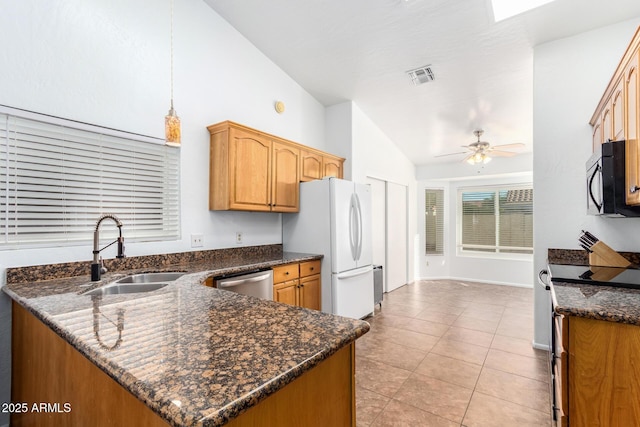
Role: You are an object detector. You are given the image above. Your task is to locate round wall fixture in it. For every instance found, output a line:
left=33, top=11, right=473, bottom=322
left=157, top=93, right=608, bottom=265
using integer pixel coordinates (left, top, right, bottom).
left=274, top=101, right=285, bottom=114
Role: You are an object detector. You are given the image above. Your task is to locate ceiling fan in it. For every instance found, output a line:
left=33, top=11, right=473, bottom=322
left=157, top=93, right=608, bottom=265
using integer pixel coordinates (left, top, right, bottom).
left=435, top=130, right=525, bottom=165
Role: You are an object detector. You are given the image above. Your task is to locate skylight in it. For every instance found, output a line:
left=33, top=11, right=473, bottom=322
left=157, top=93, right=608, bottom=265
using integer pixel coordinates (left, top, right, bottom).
left=491, top=0, right=556, bottom=22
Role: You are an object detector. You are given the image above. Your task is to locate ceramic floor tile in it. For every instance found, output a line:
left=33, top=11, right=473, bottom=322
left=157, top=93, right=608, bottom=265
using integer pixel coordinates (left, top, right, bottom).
left=392, top=317, right=451, bottom=337
left=460, top=308, right=504, bottom=322
left=452, top=315, right=499, bottom=334
left=356, top=339, right=427, bottom=371
left=496, top=316, right=535, bottom=340
left=431, top=338, right=490, bottom=366
left=491, top=334, right=548, bottom=360
left=355, top=356, right=412, bottom=398
left=484, top=349, right=549, bottom=383
left=414, top=309, right=460, bottom=325
left=374, top=325, right=441, bottom=352
left=370, top=399, right=459, bottom=427
left=356, top=386, right=391, bottom=426
left=414, top=352, right=482, bottom=389
left=442, top=326, right=494, bottom=348
left=463, top=392, right=552, bottom=427
left=377, top=302, right=426, bottom=318
left=394, top=372, right=474, bottom=424
left=475, top=367, right=551, bottom=413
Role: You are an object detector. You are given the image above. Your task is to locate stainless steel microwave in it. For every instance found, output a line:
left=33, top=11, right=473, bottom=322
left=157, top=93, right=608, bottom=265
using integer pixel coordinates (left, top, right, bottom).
left=586, top=140, right=640, bottom=217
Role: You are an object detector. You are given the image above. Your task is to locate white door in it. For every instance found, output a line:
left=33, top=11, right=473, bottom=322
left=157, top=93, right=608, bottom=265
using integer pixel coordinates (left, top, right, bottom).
left=386, top=182, right=407, bottom=292
left=355, top=182, right=372, bottom=268
left=330, top=178, right=357, bottom=273
left=331, top=266, right=374, bottom=319
left=367, top=178, right=386, bottom=292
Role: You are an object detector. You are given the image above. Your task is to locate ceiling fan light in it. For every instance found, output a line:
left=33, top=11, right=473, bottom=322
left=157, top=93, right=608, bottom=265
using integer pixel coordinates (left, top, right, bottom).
left=466, top=157, right=477, bottom=165
left=483, top=155, right=492, bottom=164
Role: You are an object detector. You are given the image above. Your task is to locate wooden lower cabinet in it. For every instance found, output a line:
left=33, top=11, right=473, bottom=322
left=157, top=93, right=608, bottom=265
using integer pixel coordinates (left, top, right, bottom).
left=273, top=260, right=321, bottom=311
left=12, top=300, right=355, bottom=427
left=557, top=315, right=640, bottom=426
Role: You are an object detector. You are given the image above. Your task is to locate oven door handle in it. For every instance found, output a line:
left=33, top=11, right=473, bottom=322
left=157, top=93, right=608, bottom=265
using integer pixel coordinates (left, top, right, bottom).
left=588, top=163, right=602, bottom=212
left=538, top=269, right=550, bottom=291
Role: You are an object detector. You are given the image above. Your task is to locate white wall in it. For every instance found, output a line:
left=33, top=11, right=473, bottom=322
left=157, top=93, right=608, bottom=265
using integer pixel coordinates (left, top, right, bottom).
left=533, top=18, right=640, bottom=348
left=0, top=1, right=328, bottom=423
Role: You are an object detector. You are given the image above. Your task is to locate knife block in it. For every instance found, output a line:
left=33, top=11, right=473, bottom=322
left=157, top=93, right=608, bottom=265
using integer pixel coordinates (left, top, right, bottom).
left=588, top=241, right=632, bottom=268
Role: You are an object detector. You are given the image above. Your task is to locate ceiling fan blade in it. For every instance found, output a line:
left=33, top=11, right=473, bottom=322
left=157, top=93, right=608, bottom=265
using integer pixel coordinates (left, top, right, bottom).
left=434, top=151, right=469, bottom=158
left=489, top=150, right=518, bottom=157
left=490, top=143, right=525, bottom=150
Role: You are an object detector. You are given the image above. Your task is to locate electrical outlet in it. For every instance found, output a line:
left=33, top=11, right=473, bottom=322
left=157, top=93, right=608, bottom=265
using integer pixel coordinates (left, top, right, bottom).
left=236, top=232, right=243, bottom=244
left=191, top=234, right=203, bottom=248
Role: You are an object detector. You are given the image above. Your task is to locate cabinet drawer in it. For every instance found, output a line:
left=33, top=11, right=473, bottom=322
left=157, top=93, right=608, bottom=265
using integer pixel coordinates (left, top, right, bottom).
left=300, top=260, right=321, bottom=277
left=273, top=263, right=299, bottom=283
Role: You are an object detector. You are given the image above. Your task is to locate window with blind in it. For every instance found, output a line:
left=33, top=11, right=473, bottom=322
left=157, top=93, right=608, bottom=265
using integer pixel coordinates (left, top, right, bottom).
left=425, top=188, right=444, bottom=255
left=0, top=106, right=180, bottom=249
left=458, top=185, right=533, bottom=255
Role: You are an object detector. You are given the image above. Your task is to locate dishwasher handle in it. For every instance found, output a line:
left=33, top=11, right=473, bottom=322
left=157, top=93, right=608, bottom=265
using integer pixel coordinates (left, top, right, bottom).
left=217, top=273, right=272, bottom=288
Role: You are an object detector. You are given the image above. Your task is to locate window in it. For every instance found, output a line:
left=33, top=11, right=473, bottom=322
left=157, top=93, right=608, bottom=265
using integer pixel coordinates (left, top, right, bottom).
left=0, top=106, right=180, bottom=249
left=458, top=185, right=533, bottom=255
left=425, top=188, right=444, bottom=255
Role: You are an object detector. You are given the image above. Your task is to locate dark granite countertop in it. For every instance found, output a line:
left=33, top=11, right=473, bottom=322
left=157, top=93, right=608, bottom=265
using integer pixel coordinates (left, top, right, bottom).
left=551, top=281, right=640, bottom=326
left=3, top=247, right=370, bottom=427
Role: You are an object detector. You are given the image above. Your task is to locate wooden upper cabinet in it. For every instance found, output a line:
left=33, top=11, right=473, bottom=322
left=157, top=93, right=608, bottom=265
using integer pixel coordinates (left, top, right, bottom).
left=591, top=26, right=640, bottom=205
left=208, top=121, right=300, bottom=212
left=300, top=149, right=323, bottom=182
left=271, top=141, right=300, bottom=212
left=301, top=150, right=345, bottom=182
left=322, top=155, right=344, bottom=179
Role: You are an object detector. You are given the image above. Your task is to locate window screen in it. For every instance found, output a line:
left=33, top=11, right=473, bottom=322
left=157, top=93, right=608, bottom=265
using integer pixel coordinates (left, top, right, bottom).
left=425, top=188, right=444, bottom=255
left=459, top=185, right=533, bottom=255
left=0, top=107, right=180, bottom=249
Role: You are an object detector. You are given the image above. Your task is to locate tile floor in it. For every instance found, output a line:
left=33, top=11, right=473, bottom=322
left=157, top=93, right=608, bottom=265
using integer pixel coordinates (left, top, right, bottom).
left=356, top=279, right=552, bottom=427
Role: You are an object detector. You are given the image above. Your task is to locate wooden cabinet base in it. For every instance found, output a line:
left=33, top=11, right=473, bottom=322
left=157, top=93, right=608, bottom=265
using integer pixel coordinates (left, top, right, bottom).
left=11, top=302, right=169, bottom=427
left=11, top=301, right=355, bottom=426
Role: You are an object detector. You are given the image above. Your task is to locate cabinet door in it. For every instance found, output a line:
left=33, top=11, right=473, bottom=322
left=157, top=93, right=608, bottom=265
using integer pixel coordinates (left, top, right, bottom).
left=592, top=118, right=602, bottom=152
left=612, top=79, right=625, bottom=141
left=626, top=53, right=640, bottom=205
left=299, top=274, right=321, bottom=311
left=602, top=105, right=612, bottom=144
left=300, top=150, right=323, bottom=182
left=323, top=156, right=343, bottom=179
left=274, top=280, right=298, bottom=306
left=229, top=128, right=272, bottom=211
left=271, top=141, right=300, bottom=212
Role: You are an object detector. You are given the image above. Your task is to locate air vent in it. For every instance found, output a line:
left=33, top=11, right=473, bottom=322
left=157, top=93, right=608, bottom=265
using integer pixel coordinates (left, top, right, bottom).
left=406, top=65, right=435, bottom=85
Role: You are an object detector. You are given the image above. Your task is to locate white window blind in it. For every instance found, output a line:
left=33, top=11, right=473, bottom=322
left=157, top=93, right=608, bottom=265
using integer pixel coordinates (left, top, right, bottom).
left=0, top=107, right=180, bottom=249
left=458, top=185, right=533, bottom=255
left=425, top=188, right=444, bottom=255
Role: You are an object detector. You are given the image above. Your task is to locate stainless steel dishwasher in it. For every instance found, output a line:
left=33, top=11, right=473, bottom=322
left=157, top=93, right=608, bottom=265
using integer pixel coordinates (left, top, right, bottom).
left=213, top=269, right=273, bottom=300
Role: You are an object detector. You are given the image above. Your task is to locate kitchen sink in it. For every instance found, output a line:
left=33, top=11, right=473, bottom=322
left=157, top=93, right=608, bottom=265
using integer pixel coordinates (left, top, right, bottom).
left=83, top=272, right=185, bottom=296
left=84, top=282, right=169, bottom=296
left=114, top=272, right=185, bottom=284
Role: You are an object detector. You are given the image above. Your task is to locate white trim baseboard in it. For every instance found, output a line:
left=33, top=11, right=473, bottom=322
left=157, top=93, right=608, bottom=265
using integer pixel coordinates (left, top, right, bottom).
left=414, top=275, right=533, bottom=289
left=532, top=340, right=550, bottom=352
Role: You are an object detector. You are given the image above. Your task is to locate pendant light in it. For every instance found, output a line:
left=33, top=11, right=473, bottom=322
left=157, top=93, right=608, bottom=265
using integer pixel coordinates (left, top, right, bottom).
left=165, top=0, right=181, bottom=147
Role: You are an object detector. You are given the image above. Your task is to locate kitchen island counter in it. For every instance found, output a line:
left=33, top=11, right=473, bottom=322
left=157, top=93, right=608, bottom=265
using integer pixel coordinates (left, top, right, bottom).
left=4, top=247, right=369, bottom=426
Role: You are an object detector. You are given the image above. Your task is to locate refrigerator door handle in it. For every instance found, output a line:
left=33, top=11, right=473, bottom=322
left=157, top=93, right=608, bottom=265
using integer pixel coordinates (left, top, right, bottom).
left=355, top=192, right=363, bottom=261
left=349, top=194, right=357, bottom=261
left=336, top=265, right=373, bottom=279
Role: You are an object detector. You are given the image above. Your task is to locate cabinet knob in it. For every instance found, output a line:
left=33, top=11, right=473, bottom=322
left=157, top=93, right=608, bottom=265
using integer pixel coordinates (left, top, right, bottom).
left=285, top=271, right=289, bottom=275
left=631, top=185, right=639, bottom=194
left=310, top=267, right=314, bottom=271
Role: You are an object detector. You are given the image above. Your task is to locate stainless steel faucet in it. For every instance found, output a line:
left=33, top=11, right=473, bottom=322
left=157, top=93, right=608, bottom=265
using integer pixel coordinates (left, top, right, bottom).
left=91, top=214, right=125, bottom=281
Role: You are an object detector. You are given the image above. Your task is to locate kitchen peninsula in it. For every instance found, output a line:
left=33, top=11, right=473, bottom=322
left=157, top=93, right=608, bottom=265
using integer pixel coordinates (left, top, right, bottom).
left=4, top=245, right=369, bottom=427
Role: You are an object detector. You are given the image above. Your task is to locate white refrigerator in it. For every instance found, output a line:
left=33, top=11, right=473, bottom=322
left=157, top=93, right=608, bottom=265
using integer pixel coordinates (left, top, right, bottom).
left=283, top=178, right=374, bottom=319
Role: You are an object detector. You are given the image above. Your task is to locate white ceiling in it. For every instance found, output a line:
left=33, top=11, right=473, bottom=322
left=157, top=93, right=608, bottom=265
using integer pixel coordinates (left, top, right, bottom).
left=203, top=0, right=640, bottom=166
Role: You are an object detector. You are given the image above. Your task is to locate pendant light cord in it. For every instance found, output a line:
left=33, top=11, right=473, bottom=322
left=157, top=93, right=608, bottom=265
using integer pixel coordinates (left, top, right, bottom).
left=170, top=0, right=174, bottom=107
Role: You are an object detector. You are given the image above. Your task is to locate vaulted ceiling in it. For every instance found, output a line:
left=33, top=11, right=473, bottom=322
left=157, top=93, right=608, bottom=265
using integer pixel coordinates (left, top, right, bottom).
left=204, top=0, right=640, bottom=165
